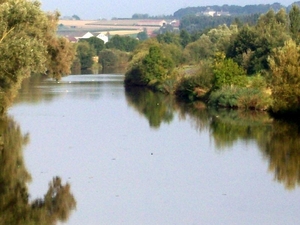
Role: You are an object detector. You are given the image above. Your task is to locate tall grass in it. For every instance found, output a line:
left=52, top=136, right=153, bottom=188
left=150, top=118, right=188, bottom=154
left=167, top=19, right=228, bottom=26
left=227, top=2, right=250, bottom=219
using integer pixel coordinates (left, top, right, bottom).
left=208, top=86, right=272, bottom=110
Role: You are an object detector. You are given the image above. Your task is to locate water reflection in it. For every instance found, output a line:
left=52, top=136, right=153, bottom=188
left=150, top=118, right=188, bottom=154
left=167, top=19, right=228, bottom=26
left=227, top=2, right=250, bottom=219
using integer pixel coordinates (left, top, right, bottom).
left=13, top=74, right=300, bottom=195
left=125, top=86, right=174, bottom=128
left=0, top=116, right=76, bottom=224
left=15, top=74, right=124, bottom=104
left=127, top=89, right=300, bottom=190
left=260, top=121, right=300, bottom=190
left=177, top=103, right=300, bottom=189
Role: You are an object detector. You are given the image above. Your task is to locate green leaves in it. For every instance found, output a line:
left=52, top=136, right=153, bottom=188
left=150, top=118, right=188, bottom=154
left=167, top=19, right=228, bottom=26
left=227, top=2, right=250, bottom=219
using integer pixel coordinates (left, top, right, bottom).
left=269, top=39, right=300, bottom=113
left=142, top=46, right=174, bottom=82
left=212, top=56, right=247, bottom=90
left=0, top=0, right=75, bottom=113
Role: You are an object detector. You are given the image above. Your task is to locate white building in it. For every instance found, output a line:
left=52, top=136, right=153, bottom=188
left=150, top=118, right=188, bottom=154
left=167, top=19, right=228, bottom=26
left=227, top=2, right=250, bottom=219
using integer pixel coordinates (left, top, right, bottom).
left=96, top=33, right=109, bottom=43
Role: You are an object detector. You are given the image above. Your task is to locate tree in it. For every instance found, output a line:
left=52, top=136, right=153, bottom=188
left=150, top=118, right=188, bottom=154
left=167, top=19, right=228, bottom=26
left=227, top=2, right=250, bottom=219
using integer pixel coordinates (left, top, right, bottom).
left=183, top=34, right=214, bottom=63
left=0, top=0, right=75, bottom=113
left=75, top=42, right=95, bottom=70
left=156, top=32, right=180, bottom=45
left=227, top=9, right=290, bottom=74
left=137, top=31, right=148, bottom=41
left=268, top=39, right=300, bottom=113
left=105, top=35, right=139, bottom=52
left=72, top=14, right=80, bottom=20
left=289, top=5, right=300, bottom=40
left=98, top=49, right=119, bottom=68
left=212, top=53, right=247, bottom=90
left=141, top=45, right=174, bottom=82
left=0, top=0, right=48, bottom=112
left=227, top=25, right=258, bottom=73
left=80, top=36, right=105, bottom=55
left=46, top=36, right=75, bottom=80
left=124, top=40, right=176, bottom=87
left=179, top=29, right=191, bottom=48
left=207, top=24, right=238, bottom=52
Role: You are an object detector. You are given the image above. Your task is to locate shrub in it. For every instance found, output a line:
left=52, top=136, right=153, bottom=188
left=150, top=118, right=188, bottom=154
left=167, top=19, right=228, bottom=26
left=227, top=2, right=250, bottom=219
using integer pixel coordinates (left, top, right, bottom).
left=175, top=61, right=213, bottom=100
left=209, top=86, right=271, bottom=110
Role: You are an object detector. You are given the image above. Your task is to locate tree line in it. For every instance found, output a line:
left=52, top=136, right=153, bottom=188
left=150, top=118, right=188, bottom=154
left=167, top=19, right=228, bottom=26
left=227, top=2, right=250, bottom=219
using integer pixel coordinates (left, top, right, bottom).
left=173, top=3, right=288, bottom=18
left=73, top=32, right=147, bottom=73
left=125, top=5, right=300, bottom=117
left=2, top=0, right=300, bottom=117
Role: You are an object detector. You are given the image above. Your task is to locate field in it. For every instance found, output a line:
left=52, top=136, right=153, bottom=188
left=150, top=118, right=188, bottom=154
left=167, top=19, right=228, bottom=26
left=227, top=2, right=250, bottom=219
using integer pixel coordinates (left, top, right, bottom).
left=58, top=19, right=165, bottom=36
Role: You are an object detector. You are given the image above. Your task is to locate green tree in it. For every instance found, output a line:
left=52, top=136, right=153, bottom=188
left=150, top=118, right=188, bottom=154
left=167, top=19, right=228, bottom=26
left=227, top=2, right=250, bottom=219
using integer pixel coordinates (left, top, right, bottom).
left=141, top=45, right=174, bottom=82
left=228, top=9, right=290, bottom=74
left=0, top=0, right=47, bottom=113
left=80, top=36, right=105, bottom=55
left=212, top=53, right=247, bottom=90
left=179, top=29, right=191, bottom=48
left=105, top=35, right=138, bottom=52
left=0, top=0, right=75, bottom=113
left=137, top=31, right=148, bottom=41
left=46, top=36, right=75, bottom=80
left=268, top=39, right=300, bottom=113
left=98, top=49, right=119, bottom=68
left=289, top=5, right=300, bottom=41
left=157, top=32, right=180, bottom=45
left=125, top=39, right=177, bottom=89
left=75, top=42, right=95, bottom=70
left=183, top=34, right=214, bottom=64
left=72, top=14, right=80, bottom=20
left=207, top=24, right=238, bottom=53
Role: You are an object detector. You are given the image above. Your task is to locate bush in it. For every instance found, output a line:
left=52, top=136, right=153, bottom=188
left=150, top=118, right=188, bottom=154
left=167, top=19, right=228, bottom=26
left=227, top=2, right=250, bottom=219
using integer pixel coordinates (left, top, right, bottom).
left=175, top=61, right=213, bottom=100
left=212, top=56, right=248, bottom=90
left=209, top=86, right=271, bottom=110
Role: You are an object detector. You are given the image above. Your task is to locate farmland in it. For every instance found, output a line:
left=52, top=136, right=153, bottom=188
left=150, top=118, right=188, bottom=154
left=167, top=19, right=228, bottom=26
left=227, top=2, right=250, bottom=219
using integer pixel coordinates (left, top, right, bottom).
left=58, top=19, right=170, bottom=36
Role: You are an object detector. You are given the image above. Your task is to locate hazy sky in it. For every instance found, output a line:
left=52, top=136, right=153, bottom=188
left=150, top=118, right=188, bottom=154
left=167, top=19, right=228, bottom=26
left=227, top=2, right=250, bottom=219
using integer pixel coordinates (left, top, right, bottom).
left=40, top=0, right=296, bottom=19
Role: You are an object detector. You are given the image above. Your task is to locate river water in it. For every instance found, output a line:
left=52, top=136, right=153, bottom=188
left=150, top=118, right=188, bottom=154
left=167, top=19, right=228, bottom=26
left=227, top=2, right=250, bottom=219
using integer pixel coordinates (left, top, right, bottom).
left=7, top=74, right=300, bottom=225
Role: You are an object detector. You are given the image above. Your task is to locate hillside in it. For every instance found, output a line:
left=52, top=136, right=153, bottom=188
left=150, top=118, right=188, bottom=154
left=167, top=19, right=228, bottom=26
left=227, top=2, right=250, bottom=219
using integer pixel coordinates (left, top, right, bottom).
left=173, top=2, right=300, bottom=18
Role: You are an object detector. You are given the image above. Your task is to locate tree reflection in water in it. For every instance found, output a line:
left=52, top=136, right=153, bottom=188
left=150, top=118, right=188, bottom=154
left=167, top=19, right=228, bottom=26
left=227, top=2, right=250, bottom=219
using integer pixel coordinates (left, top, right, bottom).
left=261, top=121, right=300, bottom=190
left=128, top=90, right=300, bottom=190
left=125, top=86, right=174, bottom=128
left=0, top=116, right=76, bottom=224
left=178, top=105, right=300, bottom=190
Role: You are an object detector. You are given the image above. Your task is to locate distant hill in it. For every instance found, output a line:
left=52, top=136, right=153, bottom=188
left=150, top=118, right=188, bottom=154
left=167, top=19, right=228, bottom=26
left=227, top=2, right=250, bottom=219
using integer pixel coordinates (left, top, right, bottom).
left=173, top=2, right=298, bottom=18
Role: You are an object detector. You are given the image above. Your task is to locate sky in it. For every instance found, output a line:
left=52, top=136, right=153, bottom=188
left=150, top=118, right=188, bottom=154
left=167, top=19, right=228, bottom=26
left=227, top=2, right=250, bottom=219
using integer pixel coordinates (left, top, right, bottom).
left=40, top=0, right=296, bottom=20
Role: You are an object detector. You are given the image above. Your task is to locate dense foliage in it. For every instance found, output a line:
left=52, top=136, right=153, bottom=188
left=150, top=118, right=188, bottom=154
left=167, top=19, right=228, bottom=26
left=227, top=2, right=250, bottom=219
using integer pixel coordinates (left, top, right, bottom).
left=105, top=34, right=139, bottom=52
left=174, top=3, right=285, bottom=18
left=125, top=4, right=300, bottom=116
left=0, top=0, right=75, bottom=114
left=179, top=14, right=259, bottom=33
left=73, top=34, right=139, bottom=73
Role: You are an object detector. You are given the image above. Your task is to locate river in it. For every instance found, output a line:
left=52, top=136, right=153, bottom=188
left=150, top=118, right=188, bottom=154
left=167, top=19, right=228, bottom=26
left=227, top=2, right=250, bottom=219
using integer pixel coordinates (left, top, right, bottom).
left=7, top=74, right=300, bottom=225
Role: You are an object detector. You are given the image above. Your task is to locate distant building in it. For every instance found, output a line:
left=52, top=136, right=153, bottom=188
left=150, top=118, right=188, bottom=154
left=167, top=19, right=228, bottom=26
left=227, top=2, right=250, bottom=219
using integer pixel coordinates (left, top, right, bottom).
left=57, top=31, right=108, bottom=43
left=203, top=8, right=216, bottom=16
left=95, top=33, right=109, bottom=43
left=170, top=20, right=180, bottom=27
left=199, top=7, right=230, bottom=17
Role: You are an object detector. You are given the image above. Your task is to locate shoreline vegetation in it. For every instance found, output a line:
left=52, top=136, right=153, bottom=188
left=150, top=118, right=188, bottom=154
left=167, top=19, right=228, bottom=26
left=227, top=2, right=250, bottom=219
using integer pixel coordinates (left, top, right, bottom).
left=0, top=0, right=75, bottom=115
left=124, top=5, right=300, bottom=119
left=0, top=1, right=77, bottom=223
left=1, top=1, right=300, bottom=121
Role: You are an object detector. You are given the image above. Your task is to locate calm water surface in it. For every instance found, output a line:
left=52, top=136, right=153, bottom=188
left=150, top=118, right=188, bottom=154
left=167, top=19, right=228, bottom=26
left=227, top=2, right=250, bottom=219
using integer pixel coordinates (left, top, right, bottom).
left=8, top=74, right=300, bottom=225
